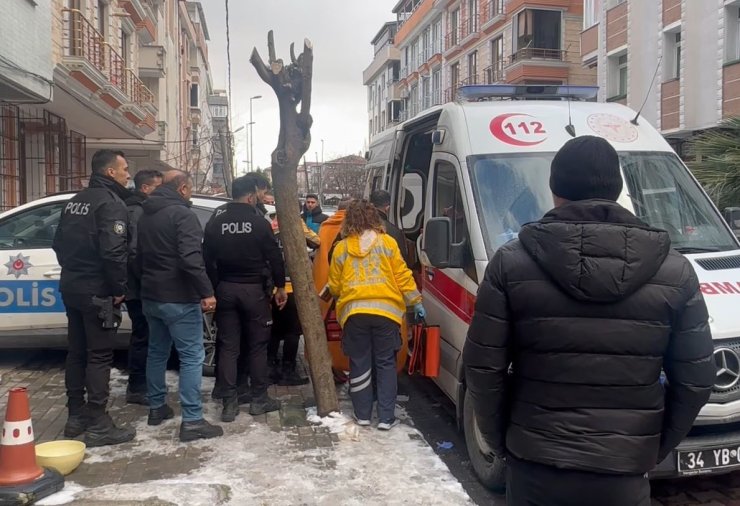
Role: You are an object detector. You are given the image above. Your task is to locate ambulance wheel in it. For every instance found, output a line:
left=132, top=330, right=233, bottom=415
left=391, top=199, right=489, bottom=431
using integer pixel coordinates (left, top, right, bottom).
left=463, top=388, right=506, bottom=492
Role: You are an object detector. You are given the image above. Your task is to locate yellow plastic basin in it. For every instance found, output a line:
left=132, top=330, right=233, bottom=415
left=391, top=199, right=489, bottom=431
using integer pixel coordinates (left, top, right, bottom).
left=35, top=440, right=86, bottom=475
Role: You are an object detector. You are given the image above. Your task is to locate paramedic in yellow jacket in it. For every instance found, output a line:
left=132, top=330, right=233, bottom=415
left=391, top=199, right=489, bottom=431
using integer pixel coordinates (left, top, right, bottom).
left=328, top=199, right=425, bottom=430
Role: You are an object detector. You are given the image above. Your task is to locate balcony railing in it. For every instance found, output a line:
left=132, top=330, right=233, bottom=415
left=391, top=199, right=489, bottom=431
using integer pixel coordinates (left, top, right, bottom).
left=63, top=8, right=155, bottom=108
left=509, top=47, right=567, bottom=64
left=461, top=15, right=480, bottom=39
left=483, top=63, right=505, bottom=83
left=481, top=0, right=505, bottom=23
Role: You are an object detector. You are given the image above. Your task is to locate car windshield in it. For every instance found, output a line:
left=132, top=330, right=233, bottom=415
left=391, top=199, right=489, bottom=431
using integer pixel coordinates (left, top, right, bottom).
left=469, top=151, right=738, bottom=259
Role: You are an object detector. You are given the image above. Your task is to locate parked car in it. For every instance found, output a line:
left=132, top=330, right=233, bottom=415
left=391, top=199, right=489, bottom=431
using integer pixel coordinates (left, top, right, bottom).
left=0, top=192, right=274, bottom=375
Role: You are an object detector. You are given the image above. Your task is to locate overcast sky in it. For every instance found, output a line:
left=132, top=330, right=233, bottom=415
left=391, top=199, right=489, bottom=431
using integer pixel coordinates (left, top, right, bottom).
left=200, top=1, right=397, bottom=172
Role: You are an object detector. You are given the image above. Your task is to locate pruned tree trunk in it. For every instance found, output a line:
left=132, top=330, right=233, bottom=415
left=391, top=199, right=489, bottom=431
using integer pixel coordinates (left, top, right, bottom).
left=251, top=31, right=339, bottom=416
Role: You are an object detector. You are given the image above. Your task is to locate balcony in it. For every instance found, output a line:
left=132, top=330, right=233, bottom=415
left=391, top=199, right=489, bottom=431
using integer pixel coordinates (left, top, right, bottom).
left=445, top=15, right=481, bottom=56
left=481, top=0, right=505, bottom=29
left=119, top=0, right=156, bottom=44
left=483, top=63, right=505, bottom=84
left=661, top=79, right=680, bottom=131
left=362, top=44, right=401, bottom=85
left=139, top=45, right=166, bottom=79
left=61, top=9, right=156, bottom=113
left=581, top=24, right=599, bottom=63
left=509, top=47, right=567, bottom=65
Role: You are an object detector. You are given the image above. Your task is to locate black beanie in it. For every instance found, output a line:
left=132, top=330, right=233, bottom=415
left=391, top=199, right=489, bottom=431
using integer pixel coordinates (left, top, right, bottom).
left=549, top=135, right=623, bottom=202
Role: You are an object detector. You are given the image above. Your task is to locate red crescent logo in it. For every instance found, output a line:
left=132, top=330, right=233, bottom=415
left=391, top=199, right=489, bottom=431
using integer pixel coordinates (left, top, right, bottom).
left=489, top=113, right=547, bottom=147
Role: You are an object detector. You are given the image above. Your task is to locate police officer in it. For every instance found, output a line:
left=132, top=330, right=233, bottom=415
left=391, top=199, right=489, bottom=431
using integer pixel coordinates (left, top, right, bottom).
left=52, top=149, right=136, bottom=447
left=203, top=175, right=288, bottom=422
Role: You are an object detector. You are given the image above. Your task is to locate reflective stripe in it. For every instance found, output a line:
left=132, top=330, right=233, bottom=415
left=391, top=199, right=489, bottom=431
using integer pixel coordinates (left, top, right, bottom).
left=350, top=369, right=371, bottom=385
left=333, top=249, right=348, bottom=270
left=403, top=290, right=421, bottom=305
left=338, top=300, right=405, bottom=324
left=350, top=377, right=372, bottom=393
left=1, top=419, right=34, bottom=445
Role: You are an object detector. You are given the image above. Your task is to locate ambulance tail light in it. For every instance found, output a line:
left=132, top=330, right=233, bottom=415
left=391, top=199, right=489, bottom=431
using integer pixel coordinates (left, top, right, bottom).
left=457, top=85, right=599, bottom=102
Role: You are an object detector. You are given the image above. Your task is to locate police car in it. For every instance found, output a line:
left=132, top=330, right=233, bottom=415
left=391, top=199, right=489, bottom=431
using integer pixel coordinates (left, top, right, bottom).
left=0, top=192, right=274, bottom=352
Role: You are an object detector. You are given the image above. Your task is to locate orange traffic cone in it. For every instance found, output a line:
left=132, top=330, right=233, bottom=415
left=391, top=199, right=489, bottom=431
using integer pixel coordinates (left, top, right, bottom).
left=0, top=387, right=64, bottom=504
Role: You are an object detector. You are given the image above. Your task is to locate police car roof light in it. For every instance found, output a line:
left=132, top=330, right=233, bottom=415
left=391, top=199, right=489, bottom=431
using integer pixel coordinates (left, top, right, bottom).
left=457, top=85, right=599, bottom=102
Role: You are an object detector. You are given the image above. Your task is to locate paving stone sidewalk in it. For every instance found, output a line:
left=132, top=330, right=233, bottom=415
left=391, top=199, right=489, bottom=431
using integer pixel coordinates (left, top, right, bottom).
left=0, top=350, right=471, bottom=505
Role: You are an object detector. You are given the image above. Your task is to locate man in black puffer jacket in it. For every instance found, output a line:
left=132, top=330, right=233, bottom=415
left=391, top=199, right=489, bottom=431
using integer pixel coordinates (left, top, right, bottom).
left=463, top=136, right=715, bottom=506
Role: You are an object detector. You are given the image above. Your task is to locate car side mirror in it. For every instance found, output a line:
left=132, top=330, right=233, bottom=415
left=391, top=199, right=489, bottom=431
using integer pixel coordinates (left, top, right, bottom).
left=423, top=217, right=464, bottom=269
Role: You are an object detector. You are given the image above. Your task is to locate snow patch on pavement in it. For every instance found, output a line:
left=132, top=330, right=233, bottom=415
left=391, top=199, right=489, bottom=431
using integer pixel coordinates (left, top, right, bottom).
left=37, top=371, right=472, bottom=505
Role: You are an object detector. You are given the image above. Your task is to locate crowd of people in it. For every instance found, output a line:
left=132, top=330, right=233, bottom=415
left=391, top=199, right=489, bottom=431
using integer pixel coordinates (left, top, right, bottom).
left=51, top=149, right=423, bottom=446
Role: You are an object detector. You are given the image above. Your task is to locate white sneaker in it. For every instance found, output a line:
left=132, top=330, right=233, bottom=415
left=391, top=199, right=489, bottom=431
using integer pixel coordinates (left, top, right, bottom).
left=377, top=419, right=400, bottom=431
left=353, top=415, right=371, bottom=427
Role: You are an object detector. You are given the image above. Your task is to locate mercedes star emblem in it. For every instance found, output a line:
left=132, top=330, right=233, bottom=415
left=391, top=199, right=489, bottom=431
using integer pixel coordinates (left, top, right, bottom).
left=714, top=347, right=740, bottom=391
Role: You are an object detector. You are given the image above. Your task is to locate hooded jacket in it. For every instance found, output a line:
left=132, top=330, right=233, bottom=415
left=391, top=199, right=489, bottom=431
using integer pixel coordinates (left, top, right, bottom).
left=463, top=200, right=715, bottom=475
left=52, top=173, right=130, bottom=297
left=301, top=205, right=328, bottom=234
left=125, top=191, right=147, bottom=300
left=328, top=230, right=420, bottom=326
left=137, top=185, right=213, bottom=304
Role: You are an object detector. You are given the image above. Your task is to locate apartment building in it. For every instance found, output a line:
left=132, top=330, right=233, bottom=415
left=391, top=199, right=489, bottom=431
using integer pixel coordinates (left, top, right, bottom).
left=363, top=22, right=402, bottom=140
left=581, top=0, right=740, bottom=154
left=207, top=89, right=231, bottom=192
left=0, top=0, right=218, bottom=210
left=365, top=0, right=595, bottom=141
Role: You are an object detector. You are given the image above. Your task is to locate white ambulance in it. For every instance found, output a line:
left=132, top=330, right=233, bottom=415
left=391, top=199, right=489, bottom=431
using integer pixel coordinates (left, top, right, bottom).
left=366, top=85, right=740, bottom=489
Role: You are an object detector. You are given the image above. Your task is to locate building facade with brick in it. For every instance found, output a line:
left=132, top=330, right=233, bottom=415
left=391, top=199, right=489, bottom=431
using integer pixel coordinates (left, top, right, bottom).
left=0, top=0, right=218, bottom=210
left=364, top=0, right=596, bottom=141
left=581, top=0, right=740, bottom=154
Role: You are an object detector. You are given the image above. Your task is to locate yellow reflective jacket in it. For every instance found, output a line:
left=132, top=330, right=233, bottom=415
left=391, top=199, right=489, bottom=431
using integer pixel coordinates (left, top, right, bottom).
left=328, top=230, right=421, bottom=327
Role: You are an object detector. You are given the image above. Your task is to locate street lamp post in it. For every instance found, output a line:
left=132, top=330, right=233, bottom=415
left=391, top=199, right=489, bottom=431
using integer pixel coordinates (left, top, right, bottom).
left=249, top=95, right=262, bottom=171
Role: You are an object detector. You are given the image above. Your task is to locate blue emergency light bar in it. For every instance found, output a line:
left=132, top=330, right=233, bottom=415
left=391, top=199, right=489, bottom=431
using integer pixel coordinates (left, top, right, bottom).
left=458, top=85, right=599, bottom=102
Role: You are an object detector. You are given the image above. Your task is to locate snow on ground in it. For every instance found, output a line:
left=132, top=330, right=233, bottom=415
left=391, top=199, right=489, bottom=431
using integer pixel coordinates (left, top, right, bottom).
left=38, top=370, right=472, bottom=505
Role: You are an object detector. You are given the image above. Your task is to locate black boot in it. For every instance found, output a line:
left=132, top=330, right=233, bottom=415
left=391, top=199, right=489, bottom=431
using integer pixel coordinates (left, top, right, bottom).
left=63, top=404, right=89, bottom=438
left=148, top=404, right=175, bottom=426
left=84, top=412, right=136, bottom=447
left=268, top=358, right=282, bottom=385
left=179, top=419, right=224, bottom=442
left=249, top=392, right=281, bottom=415
left=221, top=396, right=239, bottom=423
left=278, top=362, right=309, bottom=386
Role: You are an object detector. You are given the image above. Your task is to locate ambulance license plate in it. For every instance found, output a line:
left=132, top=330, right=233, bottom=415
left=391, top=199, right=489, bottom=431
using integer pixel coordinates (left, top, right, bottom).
left=677, top=446, right=740, bottom=475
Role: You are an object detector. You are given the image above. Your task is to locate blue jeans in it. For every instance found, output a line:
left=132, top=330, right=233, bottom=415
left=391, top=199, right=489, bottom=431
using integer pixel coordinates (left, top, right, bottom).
left=143, top=300, right=205, bottom=422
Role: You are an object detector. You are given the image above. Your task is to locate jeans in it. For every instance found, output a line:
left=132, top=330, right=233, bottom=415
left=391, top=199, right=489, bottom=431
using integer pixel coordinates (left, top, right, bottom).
left=143, top=300, right=205, bottom=422
left=342, top=314, right=401, bottom=422
left=62, top=292, right=116, bottom=414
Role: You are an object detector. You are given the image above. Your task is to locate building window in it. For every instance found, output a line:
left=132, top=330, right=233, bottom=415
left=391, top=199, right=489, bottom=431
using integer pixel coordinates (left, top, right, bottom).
left=467, top=0, right=479, bottom=34
left=432, top=19, right=442, bottom=54
left=514, top=9, right=562, bottom=60
left=422, top=27, right=431, bottom=61
left=664, top=30, right=681, bottom=81
left=488, top=36, right=503, bottom=82
left=726, top=6, right=740, bottom=63
left=190, top=84, right=199, bottom=107
left=411, top=38, right=419, bottom=70
left=450, top=8, right=460, bottom=47
left=97, top=0, right=107, bottom=37
left=432, top=69, right=442, bottom=105
left=422, top=76, right=431, bottom=109
left=192, top=126, right=198, bottom=147
left=450, top=62, right=460, bottom=100
left=583, top=0, right=601, bottom=29
left=467, top=51, right=478, bottom=84
left=608, top=53, right=627, bottom=99
left=121, top=30, right=130, bottom=66
left=211, top=105, right=227, bottom=118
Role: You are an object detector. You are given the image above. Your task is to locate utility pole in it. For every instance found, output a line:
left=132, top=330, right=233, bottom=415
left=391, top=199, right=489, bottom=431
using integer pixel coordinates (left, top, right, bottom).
left=218, top=128, right=234, bottom=196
